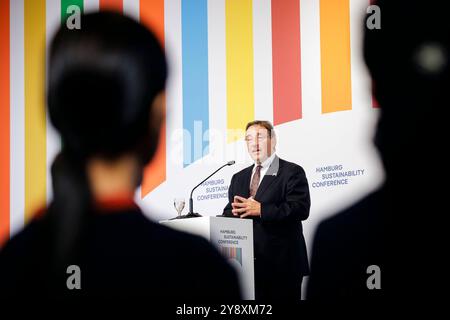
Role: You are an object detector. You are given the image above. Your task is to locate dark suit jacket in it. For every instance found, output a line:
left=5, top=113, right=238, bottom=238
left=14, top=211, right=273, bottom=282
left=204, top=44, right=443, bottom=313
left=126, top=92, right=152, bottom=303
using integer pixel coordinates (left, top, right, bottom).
left=0, top=206, right=241, bottom=301
left=223, top=156, right=311, bottom=299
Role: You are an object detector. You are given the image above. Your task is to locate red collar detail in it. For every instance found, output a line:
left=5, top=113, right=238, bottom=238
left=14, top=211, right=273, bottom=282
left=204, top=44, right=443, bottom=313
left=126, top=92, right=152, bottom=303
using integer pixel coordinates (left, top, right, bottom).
left=94, top=193, right=137, bottom=213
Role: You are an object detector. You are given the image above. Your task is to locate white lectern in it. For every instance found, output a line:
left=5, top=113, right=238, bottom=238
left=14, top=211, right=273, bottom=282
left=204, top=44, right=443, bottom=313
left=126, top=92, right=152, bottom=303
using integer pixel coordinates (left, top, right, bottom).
left=161, top=216, right=254, bottom=300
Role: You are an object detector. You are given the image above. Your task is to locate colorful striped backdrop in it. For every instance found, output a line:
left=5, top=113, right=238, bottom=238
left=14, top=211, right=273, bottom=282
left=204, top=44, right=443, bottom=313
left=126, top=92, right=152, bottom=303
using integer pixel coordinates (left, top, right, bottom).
left=0, top=0, right=379, bottom=246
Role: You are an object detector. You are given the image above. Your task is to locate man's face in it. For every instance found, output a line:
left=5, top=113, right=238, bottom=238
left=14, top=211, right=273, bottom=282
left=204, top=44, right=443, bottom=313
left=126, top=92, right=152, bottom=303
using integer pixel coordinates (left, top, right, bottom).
left=245, top=125, right=276, bottom=164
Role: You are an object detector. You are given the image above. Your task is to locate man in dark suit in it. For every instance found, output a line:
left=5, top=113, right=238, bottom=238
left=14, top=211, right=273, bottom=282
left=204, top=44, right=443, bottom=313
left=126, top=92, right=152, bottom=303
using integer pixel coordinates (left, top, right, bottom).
left=223, top=120, right=311, bottom=300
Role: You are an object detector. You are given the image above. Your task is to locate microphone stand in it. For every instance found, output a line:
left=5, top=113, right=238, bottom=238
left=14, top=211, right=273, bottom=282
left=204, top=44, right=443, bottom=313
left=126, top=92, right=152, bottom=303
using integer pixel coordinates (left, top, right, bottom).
left=183, top=161, right=235, bottom=219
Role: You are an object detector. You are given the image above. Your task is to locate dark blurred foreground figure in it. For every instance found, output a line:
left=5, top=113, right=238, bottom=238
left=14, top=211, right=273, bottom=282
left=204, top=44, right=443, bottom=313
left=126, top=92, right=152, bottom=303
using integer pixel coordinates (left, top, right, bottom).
left=0, top=12, right=240, bottom=300
left=307, top=0, right=448, bottom=302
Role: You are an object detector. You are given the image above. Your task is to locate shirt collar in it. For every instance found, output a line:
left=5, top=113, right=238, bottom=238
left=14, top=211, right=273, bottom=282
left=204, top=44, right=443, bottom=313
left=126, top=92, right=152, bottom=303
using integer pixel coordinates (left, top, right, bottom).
left=255, top=152, right=276, bottom=169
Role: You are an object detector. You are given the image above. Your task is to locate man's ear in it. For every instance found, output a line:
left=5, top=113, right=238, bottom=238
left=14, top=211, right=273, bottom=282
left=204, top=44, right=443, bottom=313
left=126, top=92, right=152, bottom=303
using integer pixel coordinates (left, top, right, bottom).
left=150, top=91, right=166, bottom=130
left=137, top=91, right=166, bottom=167
left=270, top=134, right=277, bottom=152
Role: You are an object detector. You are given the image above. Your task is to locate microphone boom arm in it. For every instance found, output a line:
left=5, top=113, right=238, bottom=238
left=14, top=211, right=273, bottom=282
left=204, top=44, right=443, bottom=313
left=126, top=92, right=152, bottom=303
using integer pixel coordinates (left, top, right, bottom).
left=187, top=161, right=235, bottom=218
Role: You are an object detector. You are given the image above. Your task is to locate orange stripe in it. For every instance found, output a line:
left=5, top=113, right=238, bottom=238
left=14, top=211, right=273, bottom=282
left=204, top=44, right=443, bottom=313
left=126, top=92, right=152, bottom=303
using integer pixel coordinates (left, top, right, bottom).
left=99, top=0, right=123, bottom=12
left=0, top=0, right=10, bottom=246
left=320, top=0, right=352, bottom=113
left=140, top=0, right=166, bottom=198
left=139, top=0, right=165, bottom=46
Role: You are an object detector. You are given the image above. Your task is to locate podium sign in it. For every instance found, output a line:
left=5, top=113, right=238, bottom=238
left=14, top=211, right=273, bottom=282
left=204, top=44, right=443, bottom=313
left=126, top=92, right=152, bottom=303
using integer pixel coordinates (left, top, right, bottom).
left=161, top=216, right=255, bottom=299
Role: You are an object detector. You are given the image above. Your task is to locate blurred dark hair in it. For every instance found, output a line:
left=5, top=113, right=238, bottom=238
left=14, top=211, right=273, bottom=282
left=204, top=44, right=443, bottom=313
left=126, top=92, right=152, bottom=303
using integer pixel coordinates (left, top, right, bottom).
left=46, top=11, right=167, bottom=280
left=49, top=12, right=167, bottom=161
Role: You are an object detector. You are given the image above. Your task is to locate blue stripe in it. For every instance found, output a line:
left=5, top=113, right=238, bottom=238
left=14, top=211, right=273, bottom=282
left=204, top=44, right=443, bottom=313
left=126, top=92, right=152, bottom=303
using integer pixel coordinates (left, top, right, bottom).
left=182, top=0, right=209, bottom=166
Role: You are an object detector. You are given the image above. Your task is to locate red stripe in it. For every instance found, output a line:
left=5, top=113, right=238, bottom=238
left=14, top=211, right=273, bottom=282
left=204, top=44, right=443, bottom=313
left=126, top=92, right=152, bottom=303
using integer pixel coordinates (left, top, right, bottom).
left=369, top=0, right=379, bottom=108
left=271, top=0, right=302, bottom=125
left=0, top=0, right=10, bottom=246
left=99, top=0, right=123, bottom=12
left=372, top=81, right=379, bottom=108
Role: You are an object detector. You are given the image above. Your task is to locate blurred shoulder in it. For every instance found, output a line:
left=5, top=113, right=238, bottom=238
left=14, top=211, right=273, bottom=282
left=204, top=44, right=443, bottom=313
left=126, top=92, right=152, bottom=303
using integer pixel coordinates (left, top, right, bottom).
left=314, top=189, right=384, bottom=249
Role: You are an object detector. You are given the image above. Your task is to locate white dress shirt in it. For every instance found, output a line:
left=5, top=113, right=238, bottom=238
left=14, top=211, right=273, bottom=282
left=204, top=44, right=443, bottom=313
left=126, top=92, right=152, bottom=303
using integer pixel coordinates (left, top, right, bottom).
left=249, top=152, right=277, bottom=190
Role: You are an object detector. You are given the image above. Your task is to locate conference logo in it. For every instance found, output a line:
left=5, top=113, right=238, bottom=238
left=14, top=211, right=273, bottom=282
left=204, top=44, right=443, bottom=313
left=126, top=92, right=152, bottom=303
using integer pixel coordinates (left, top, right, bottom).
left=219, top=246, right=243, bottom=267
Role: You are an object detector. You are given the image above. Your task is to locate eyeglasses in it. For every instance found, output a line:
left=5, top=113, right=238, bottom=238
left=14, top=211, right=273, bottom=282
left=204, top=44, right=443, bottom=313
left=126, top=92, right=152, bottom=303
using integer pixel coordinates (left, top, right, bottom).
left=245, top=135, right=269, bottom=143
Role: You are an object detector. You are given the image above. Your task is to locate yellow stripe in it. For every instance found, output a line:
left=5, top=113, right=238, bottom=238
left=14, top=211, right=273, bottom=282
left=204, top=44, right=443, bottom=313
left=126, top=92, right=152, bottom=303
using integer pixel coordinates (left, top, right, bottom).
left=320, top=0, right=352, bottom=113
left=226, top=0, right=254, bottom=142
left=24, top=0, right=46, bottom=221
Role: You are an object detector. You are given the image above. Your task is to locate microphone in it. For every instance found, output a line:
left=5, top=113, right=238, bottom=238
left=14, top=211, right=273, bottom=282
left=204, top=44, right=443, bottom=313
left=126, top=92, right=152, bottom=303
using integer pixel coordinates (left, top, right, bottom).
left=184, top=160, right=235, bottom=218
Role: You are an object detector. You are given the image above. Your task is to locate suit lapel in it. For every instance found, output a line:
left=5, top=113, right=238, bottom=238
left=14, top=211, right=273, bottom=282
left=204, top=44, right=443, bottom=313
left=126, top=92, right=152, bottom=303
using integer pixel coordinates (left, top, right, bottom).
left=255, top=156, right=281, bottom=200
left=239, top=165, right=253, bottom=198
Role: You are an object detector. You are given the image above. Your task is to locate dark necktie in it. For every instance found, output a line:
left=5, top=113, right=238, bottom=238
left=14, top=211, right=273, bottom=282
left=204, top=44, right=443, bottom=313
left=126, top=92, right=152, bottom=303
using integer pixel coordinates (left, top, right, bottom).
left=250, top=165, right=262, bottom=198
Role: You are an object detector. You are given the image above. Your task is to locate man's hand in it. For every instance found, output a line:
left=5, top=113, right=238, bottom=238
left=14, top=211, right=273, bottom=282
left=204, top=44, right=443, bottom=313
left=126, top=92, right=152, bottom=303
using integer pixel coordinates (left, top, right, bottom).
left=232, top=195, right=261, bottom=218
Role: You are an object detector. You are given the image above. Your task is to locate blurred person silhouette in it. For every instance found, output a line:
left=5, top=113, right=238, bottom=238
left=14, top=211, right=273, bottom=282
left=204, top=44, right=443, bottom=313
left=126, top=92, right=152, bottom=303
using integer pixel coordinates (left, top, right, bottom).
left=0, top=12, right=240, bottom=300
left=307, top=0, right=448, bottom=301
